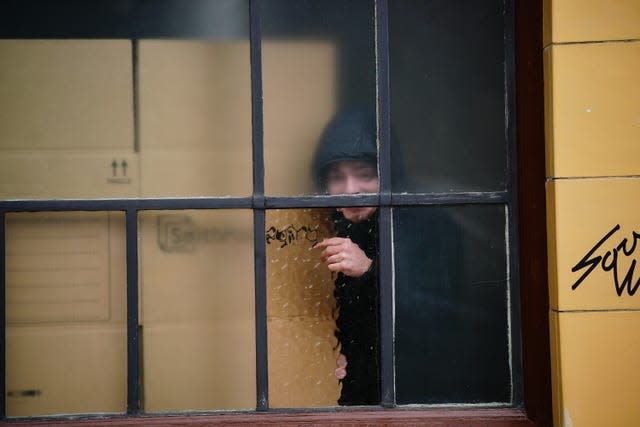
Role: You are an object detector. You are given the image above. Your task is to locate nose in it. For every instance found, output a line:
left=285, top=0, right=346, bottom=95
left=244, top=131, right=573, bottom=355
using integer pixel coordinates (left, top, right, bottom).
left=344, top=175, right=360, bottom=194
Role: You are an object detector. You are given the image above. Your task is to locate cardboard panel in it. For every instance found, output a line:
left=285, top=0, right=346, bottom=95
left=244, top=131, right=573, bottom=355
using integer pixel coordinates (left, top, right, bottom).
left=266, top=209, right=334, bottom=318
left=547, top=179, right=640, bottom=310
left=0, top=39, right=136, bottom=199
left=266, top=208, right=340, bottom=407
left=143, top=321, right=256, bottom=412
left=550, top=310, right=640, bottom=427
left=263, top=41, right=337, bottom=195
left=6, top=212, right=113, bottom=323
left=0, top=151, right=139, bottom=199
left=139, top=210, right=254, bottom=323
left=544, top=0, right=640, bottom=45
left=0, top=40, right=133, bottom=151
left=545, top=42, right=640, bottom=178
left=138, top=39, right=336, bottom=197
left=6, top=326, right=127, bottom=417
left=0, top=39, right=336, bottom=199
left=139, top=149, right=247, bottom=197
left=2, top=37, right=339, bottom=413
left=138, top=40, right=252, bottom=197
left=6, top=212, right=127, bottom=416
left=139, top=210, right=255, bottom=411
left=267, top=317, right=340, bottom=408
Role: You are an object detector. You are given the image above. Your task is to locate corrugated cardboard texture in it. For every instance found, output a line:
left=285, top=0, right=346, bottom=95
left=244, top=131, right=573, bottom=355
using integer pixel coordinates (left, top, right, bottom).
left=0, top=39, right=336, bottom=198
left=139, top=210, right=256, bottom=411
left=138, top=40, right=252, bottom=197
left=263, top=42, right=337, bottom=196
left=0, top=40, right=137, bottom=199
left=266, top=209, right=340, bottom=407
left=0, top=40, right=133, bottom=151
left=6, top=212, right=127, bottom=416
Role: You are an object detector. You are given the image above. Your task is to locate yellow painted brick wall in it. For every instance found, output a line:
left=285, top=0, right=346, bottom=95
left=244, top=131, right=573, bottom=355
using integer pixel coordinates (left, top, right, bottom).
left=544, top=1, right=640, bottom=426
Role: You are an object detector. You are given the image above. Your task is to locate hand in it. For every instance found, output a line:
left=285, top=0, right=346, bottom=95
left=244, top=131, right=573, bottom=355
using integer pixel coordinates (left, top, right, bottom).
left=335, top=353, right=347, bottom=380
left=315, top=237, right=372, bottom=278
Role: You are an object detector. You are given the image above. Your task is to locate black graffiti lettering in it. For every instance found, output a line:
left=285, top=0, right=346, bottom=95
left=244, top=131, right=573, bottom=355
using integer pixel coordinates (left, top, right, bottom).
left=601, top=248, right=617, bottom=272
left=620, top=231, right=640, bottom=256
left=571, top=224, right=620, bottom=290
left=265, top=224, right=322, bottom=248
left=306, top=228, right=319, bottom=243
left=572, top=224, right=640, bottom=296
left=613, top=259, right=640, bottom=297
left=283, top=228, right=296, bottom=246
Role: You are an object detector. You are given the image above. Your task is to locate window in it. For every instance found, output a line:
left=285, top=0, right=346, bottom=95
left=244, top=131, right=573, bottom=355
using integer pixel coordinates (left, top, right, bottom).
left=1, top=0, right=550, bottom=425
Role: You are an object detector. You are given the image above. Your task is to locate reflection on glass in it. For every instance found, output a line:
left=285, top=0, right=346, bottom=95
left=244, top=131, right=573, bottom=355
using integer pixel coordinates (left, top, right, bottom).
left=393, top=206, right=510, bottom=404
left=267, top=206, right=380, bottom=408
left=139, top=210, right=255, bottom=412
left=5, top=212, right=127, bottom=416
left=262, top=0, right=376, bottom=195
left=389, top=0, right=507, bottom=192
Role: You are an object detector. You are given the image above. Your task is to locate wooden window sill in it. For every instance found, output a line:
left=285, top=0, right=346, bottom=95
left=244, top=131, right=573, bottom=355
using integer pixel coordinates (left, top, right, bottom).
left=4, top=408, right=535, bottom=426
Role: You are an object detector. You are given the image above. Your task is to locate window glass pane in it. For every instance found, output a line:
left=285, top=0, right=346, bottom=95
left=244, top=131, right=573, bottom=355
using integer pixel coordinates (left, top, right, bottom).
left=0, top=0, right=251, bottom=199
left=389, top=0, right=507, bottom=193
left=266, top=207, right=379, bottom=407
left=139, top=210, right=255, bottom=412
left=266, top=208, right=337, bottom=407
left=262, top=0, right=376, bottom=195
left=0, top=39, right=136, bottom=199
left=1, top=0, right=249, bottom=39
left=394, top=206, right=510, bottom=404
left=5, top=211, right=127, bottom=417
left=138, top=37, right=252, bottom=197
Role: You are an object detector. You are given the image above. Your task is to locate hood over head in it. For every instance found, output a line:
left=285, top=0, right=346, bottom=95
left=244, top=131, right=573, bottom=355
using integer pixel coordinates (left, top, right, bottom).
left=312, top=107, right=377, bottom=190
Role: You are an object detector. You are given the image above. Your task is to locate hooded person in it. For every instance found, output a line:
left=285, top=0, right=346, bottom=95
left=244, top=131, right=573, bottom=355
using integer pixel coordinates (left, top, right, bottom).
left=312, top=108, right=381, bottom=406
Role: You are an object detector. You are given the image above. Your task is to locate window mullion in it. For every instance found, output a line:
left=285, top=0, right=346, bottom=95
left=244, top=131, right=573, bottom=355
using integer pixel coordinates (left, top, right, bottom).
left=253, top=210, right=268, bottom=410
left=391, top=192, right=508, bottom=206
left=503, top=0, right=524, bottom=406
left=250, top=0, right=268, bottom=411
left=126, top=208, right=140, bottom=415
left=375, top=0, right=394, bottom=407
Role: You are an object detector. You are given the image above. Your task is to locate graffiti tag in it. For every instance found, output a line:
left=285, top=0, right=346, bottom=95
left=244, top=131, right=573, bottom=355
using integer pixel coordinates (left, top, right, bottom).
left=572, top=224, right=640, bottom=296
left=265, top=225, right=322, bottom=248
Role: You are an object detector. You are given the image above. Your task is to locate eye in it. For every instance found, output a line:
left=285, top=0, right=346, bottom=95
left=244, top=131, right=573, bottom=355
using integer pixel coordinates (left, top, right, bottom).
left=327, top=170, right=345, bottom=183
left=357, top=169, right=377, bottom=181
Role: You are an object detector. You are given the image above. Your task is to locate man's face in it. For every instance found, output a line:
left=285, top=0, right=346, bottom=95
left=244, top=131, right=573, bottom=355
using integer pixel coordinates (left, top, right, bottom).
left=326, top=160, right=378, bottom=223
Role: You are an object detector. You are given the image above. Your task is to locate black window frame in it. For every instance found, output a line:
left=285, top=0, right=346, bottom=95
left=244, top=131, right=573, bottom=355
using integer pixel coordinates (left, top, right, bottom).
left=0, top=0, right=552, bottom=424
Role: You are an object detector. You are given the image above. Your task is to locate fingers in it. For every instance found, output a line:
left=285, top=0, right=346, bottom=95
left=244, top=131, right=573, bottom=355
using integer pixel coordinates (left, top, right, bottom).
left=324, top=251, right=345, bottom=264
left=318, top=239, right=349, bottom=262
left=316, top=237, right=371, bottom=277
left=325, top=252, right=349, bottom=273
left=327, top=261, right=344, bottom=273
left=336, top=353, right=347, bottom=368
left=335, top=354, right=347, bottom=379
left=314, top=237, right=348, bottom=250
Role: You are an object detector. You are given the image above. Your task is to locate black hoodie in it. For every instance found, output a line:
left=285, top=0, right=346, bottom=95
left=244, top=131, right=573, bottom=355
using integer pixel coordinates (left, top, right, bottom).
left=332, top=211, right=380, bottom=405
left=313, top=108, right=381, bottom=405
